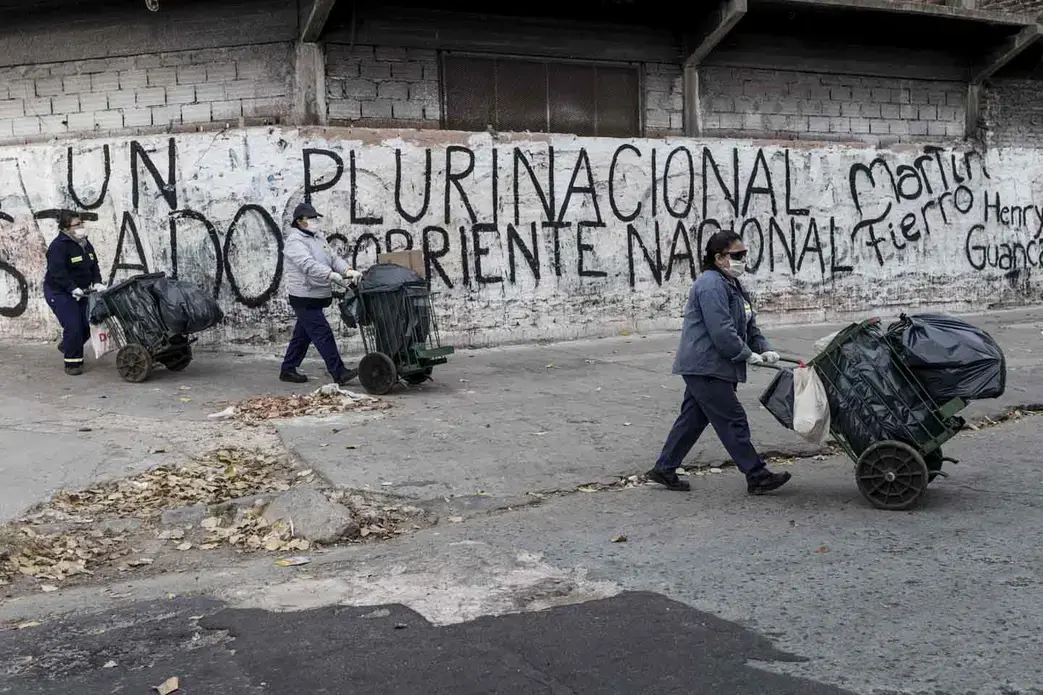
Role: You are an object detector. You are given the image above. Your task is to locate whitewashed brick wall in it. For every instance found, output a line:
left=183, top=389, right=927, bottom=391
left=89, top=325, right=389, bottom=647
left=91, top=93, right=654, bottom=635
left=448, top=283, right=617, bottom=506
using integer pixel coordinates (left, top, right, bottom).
left=0, top=44, right=293, bottom=144
left=699, top=66, right=966, bottom=144
left=325, top=44, right=440, bottom=127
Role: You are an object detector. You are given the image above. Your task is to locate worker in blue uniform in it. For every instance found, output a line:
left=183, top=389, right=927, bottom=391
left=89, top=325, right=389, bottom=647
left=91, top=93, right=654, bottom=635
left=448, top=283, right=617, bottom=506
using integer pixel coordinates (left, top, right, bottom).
left=43, top=211, right=107, bottom=375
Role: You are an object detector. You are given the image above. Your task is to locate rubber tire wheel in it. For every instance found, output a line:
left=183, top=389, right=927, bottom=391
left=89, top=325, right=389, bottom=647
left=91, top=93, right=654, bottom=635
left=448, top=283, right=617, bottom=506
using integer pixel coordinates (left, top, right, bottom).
left=403, top=368, right=433, bottom=386
left=855, top=440, right=930, bottom=511
left=358, top=352, right=398, bottom=395
left=116, top=344, right=153, bottom=383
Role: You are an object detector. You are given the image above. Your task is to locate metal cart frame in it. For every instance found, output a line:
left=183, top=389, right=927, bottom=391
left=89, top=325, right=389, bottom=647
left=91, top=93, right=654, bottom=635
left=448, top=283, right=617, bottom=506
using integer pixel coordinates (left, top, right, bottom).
left=90, top=272, right=195, bottom=383
left=780, top=318, right=967, bottom=511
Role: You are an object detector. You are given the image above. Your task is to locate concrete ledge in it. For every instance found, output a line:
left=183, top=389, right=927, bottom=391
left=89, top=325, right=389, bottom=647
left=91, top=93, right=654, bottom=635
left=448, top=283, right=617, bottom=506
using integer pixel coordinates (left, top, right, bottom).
left=770, top=0, right=1040, bottom=25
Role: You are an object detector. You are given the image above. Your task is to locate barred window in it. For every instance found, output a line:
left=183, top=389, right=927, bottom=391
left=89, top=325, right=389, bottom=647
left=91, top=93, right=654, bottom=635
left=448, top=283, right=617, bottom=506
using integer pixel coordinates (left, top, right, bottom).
left=442, top=54, right=641, bottom=137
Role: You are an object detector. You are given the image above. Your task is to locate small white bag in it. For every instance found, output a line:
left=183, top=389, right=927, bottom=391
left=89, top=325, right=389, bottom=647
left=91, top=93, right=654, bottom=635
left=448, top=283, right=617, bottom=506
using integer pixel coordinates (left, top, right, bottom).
left=792, top=366, right=831, bottom=445
left=90, top=320, right=116, bottom=359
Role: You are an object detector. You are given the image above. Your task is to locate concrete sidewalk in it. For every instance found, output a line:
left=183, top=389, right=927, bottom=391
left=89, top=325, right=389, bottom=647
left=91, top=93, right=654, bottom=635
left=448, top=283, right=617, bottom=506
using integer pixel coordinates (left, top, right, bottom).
left=1, top=307, right=1041, bottom=523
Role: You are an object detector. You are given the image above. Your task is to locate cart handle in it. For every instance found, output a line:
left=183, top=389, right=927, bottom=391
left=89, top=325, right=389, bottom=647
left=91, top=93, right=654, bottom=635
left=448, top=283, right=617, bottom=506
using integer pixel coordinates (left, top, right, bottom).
left=751, top=354, right=807, bottom=370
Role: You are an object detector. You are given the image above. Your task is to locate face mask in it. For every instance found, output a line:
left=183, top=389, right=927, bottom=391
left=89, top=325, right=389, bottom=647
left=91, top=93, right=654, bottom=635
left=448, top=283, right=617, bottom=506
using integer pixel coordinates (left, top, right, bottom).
left=724, top=259, right=746, bottom=278
left=69, top=227, right=87, bottom=240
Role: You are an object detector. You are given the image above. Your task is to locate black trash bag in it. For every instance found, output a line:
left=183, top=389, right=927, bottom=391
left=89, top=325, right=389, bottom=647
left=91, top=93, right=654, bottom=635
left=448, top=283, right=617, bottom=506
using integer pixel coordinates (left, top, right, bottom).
left=886, top=313, right=1005, bottom=402
left=148, top=277, right=224, bottom=335
left=759, top=368, right=795, bottom=431
left=815, top=325, right=950, bottom=458
left=355, top=263, right=430, bottom=360
left=338, top=289, right=366, bottom=329
left=98, top=272, right=168, bottom=347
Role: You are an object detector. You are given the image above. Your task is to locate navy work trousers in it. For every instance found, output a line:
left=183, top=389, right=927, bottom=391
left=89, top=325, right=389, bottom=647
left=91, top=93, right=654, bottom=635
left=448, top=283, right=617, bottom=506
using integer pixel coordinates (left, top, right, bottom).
left=280, top=299, right=346, bottom=378
left=45, top=286, right=89, bottom=365
left=654, top=374, right=767, bottom=479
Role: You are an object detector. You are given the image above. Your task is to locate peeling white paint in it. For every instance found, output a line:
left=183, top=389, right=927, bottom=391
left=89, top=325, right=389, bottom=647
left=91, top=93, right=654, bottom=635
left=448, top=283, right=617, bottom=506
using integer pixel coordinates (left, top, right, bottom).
left=0, top=127, right=1040, bottom=347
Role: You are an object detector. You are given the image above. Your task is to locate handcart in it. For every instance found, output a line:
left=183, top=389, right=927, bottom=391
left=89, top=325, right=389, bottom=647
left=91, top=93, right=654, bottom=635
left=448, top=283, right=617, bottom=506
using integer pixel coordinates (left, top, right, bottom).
left=89, top=272, right=198, bottom=383
left=763, top=318, right=972, bottom=511
left=338, top=263, right=455, bottom=395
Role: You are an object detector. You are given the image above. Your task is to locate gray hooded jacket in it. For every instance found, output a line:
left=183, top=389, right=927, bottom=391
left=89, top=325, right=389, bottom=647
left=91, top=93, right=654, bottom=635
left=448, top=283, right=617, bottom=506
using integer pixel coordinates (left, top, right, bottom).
left=282, top=226, right=350, bottom=299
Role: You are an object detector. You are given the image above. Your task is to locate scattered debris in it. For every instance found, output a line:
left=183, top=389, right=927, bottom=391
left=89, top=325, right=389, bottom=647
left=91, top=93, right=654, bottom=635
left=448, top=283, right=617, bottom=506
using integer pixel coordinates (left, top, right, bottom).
left=612, top=535, right=628, bottom=543
left=154, top=676, right=180, bottom=695
left=231, top=386, right=390, bottom=424
left=815, top=546, right=830, bottom=554
left=48, top=448, right=299, bottom=519
left=207, top=406, right=236, bottom=420
left=103, top=660, right=118, bottom=669
left=40, top=584, right=58, bottom=593
left=275, top=556, right=312, bottom=567
left=17, top=621, right=41, bottom=630
left=966, top=406, right=1042, bottom=430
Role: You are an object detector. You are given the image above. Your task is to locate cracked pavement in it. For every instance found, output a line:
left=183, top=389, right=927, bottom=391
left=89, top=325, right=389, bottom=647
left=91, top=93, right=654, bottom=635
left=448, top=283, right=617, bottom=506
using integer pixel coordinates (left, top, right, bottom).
left=1, top=307, right=1042, bottom=693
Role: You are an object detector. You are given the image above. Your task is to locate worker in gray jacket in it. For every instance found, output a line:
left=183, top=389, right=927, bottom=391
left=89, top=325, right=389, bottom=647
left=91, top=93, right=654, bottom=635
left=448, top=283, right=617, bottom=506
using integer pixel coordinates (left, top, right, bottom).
left=279, top=202, right=362, bottom=385
left=647, top=230, right=793, bottom=495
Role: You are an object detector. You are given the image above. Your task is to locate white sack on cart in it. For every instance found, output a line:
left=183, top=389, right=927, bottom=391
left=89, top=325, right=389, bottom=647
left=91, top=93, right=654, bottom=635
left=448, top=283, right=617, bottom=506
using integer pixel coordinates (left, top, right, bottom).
left=792, top=367, right=830, bottom=445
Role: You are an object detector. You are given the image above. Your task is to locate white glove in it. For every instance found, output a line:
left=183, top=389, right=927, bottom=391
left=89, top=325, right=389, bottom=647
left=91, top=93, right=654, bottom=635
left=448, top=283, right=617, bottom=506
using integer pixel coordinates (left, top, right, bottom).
left=762, top=351, right=780, bottom=365
left=343, top=269, right=363, bottom=284
left=91, top=283, right=107, bottom=293
left=746, top=352, right=764, bottom=365
left=71, top=288, right=85, bottom=300
left=329, top=271, right=350, bottom=288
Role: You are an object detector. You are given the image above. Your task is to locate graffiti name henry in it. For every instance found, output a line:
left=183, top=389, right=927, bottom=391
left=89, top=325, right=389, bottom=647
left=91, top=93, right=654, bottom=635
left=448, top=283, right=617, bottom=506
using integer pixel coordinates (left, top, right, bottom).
left=965, top=191, right=1043, bottom=273
left=303, top=143, right=854, bottom=290
left=849, top=146, right=989, bottom=265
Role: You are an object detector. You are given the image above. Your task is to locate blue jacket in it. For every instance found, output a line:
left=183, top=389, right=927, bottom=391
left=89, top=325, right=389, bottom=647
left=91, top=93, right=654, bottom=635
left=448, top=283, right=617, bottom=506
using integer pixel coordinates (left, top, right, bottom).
left=672, top=269, right=771, bottom=383
left=44, top=233, right=102, bottom=295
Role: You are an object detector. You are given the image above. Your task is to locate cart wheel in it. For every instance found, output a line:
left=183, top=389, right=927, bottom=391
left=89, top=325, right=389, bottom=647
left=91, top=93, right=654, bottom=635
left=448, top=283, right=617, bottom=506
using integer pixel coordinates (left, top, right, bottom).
left=116, top=344, right=153, bottom=383
left=856, top=441, right=930, bottom=511
left=358, top=352, right=397, bottom=395
left=403, top=368, right=433, bottom=385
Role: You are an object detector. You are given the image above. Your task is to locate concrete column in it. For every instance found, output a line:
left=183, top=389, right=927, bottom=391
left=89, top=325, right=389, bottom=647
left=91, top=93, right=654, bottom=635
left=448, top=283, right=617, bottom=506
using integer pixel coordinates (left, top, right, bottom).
left=683, top=65, right=701, bottom=137
left=291, top=42, right=327, bottom=126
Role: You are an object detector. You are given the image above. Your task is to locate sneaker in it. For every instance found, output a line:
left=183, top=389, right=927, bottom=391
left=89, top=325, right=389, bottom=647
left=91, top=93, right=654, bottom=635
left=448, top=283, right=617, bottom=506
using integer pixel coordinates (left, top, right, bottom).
left=646, top=468, right=691, bottom=492
left=279, top=369, right=308, bottom=384
left=747, top=471, right=792, bottom=495
left=335, top=368, right=359, bottom=386
left=65, top=364, right=83, bottom=376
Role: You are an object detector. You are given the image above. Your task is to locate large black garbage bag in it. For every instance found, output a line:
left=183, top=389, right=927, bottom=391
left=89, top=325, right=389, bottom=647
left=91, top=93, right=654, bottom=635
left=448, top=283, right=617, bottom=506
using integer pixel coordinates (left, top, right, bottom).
left=814, top=325, right=949, bottom=458
left=760, top=368, right=795, bottom=431
left=93, top=273, right=167, bottom=347
left=886, top=314, right=1005, bottom=402
left=148, top=277, right=224, bottom=335
left=355, top=263, right=430, bottom=359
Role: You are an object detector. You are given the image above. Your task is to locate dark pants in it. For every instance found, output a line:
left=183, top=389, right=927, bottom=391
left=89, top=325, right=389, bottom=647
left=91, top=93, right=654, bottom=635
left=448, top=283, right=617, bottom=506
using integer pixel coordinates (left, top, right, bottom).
left=280, top=297, right=346, bottom=378
left=655, top=374, right=767, bottom=479
left=44, top=286, right=89, bottom=366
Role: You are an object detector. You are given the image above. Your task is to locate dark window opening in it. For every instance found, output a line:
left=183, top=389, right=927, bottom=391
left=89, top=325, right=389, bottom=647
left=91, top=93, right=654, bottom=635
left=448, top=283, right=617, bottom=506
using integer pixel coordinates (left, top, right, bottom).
left=442, top=54, right=640, bottom=137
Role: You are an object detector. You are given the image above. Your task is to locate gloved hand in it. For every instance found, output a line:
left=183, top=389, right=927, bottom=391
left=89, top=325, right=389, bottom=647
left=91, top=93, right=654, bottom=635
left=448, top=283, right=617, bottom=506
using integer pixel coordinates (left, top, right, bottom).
left=343, top=269, right=363, bottom=284
left=72, top=288, right=85, bottom=301
left=746, top=352, right=764, bottom=365
left=91, top=283, right=107, bottom=293
left=762, top=351, right=780, bottom=365
left=329, top=271, right=350, bottom=288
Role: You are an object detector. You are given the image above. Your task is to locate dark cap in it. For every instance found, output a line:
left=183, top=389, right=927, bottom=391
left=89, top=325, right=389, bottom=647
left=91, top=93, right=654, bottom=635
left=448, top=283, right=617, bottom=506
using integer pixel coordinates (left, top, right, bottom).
left=292, top=202, right=322, bottom=220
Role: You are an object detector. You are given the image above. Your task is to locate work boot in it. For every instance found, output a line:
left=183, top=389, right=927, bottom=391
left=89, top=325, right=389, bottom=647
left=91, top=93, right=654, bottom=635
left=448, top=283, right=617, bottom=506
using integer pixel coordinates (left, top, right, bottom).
left=65, top=364, right=83, bottom=376
left=646, top=468, right=691, bottom=492
left=279, top=369, right=308, bottom=384
left=747, top=470, right=792, bottom=495
left=335, top=367, right=359, bottom=386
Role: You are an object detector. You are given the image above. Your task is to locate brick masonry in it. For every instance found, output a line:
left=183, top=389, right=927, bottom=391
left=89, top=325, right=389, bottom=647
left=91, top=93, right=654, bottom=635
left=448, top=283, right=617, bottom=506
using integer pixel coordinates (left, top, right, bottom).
left=325, top=44, right=441, bottom=128
left=644, top=63, right=684, bottom=137
left=0, top=44, right=293, bottom=144
left=698, top=66, right=966, bottom=144
left=983, top=79, right=1043, bottom=147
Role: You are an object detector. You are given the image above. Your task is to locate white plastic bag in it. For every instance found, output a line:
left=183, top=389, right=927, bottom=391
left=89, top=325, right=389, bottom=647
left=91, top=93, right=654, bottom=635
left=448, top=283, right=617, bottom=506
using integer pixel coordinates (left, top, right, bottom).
left=90, top=321, right=116, bottom=359
left=792, top=367, right=831, bottom=444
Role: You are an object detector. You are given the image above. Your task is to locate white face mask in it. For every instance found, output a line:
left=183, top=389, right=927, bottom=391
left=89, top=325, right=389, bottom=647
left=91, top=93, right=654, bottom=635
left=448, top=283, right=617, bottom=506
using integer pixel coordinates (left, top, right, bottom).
left=726, top=259, right=746, bottom=278
left=69, top=227, right=87, bottom=240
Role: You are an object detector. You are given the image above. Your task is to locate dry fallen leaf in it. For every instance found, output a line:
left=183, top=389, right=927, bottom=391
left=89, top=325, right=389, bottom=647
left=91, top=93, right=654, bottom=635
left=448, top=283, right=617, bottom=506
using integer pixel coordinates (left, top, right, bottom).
left=176, top=542, right=192, bottom=551
left=275, top=556, right=311, bottom=567
left=40, top=584, right=58, bottom=593
left=16, top=621, right=41, bottom=630
left=612, top=535, right=628, bottom=543
left=447, top=516, right=464, bottom=523
left=103, top=660, right=117, bottom=669
left=815, top=546, right=829, bottom=553
left=154, top=676, right=180, bottom=695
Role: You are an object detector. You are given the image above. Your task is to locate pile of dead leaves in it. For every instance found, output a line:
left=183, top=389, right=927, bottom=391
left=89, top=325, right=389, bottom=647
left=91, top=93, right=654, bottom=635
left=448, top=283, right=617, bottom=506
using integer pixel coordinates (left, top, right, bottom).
left=197, top=506, right=311, bottom=554
left=0, top=525, right=128, bottom=587
left=229, top=385, right=391, bottom=424
left=48, top=448, right=300, bottom=520
left=334, top=492, right=429, bottom=540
